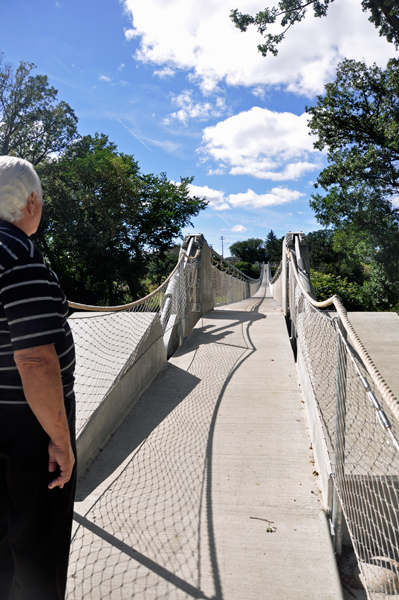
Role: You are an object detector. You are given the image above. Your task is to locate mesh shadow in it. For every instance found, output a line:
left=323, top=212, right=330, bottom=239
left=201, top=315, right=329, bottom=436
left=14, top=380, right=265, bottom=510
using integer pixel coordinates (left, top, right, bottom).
left=75, top=363, right=201, bottom=501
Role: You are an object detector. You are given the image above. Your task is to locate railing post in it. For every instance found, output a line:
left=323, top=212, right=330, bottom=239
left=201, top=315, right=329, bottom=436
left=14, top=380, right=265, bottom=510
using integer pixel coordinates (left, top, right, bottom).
left=332, top=315, right=348, bottom=555
left=282, top=239, right=288, bottom=316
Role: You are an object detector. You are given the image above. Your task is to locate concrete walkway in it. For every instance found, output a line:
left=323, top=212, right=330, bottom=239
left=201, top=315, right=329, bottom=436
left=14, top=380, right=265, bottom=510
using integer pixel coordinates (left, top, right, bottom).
left=67, top=282, right=343, bottom=599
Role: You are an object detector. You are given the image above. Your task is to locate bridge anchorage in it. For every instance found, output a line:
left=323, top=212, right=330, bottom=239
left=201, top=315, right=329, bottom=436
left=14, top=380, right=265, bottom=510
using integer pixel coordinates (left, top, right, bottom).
left=66, top=232, right=399, bottom=599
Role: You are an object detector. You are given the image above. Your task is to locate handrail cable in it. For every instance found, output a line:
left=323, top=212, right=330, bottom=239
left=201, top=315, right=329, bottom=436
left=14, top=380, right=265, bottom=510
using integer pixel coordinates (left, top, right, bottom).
left=210, top=248, right=262, bottom=283
left=68, top=250, right=200, bottom=312
left=286, top=245, right=399, bottom=422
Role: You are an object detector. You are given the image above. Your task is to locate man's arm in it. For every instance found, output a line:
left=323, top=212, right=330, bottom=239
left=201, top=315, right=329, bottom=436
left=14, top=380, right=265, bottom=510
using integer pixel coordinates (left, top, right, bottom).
left=14, top=343, right=75, bottom=490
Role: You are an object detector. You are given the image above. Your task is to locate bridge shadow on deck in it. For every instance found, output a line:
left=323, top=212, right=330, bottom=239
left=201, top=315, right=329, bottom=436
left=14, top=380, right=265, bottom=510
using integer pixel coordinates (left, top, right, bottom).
left=68, top=297, right=266, bottom=600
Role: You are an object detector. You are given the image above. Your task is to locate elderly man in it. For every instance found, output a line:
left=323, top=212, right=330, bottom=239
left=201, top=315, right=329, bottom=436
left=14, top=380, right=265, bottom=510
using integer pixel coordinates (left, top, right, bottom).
left=0, top=156, right=76, bottom=600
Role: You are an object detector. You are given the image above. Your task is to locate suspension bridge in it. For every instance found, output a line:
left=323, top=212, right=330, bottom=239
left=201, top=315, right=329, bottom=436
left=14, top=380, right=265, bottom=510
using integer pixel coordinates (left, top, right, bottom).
left=65, top=233, right=399, bottom=600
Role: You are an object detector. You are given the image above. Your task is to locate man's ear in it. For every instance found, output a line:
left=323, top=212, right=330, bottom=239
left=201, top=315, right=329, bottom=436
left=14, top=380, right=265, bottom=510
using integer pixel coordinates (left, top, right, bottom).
left=26, top=191, right=37, bottom=215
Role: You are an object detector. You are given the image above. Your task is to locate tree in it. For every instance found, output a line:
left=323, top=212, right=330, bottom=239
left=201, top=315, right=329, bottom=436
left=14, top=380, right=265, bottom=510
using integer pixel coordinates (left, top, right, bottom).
left=265, top=229, right=284, bottom=264
left=306, top=229, right=365, bottom=284
left=235, top=261, right=262, bottom=278
left=230, top=0, right=399, bottom=57
left=147, top=250, right=179, bottom=287
left=35, top=134, right=207, bottom=305
left=229, top=238, right=267, bottom=263
left=0, top=54, right=78, bottom=165
left=307, top=59, right=399, bottom=306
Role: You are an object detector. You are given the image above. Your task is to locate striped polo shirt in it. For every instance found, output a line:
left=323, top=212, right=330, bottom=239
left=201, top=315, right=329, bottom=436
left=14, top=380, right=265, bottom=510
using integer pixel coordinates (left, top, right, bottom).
left=0, top=219, right=75, bottom=405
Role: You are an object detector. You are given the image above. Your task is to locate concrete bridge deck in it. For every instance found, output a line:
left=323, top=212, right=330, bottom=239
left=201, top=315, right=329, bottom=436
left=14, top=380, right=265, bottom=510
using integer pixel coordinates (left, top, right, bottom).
left=67, top=282, right=343, bottom=599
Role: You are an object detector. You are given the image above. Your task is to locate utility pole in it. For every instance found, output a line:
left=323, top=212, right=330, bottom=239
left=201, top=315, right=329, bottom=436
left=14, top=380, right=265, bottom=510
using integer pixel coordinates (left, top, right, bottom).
left=220, top=236, right=225, bottom=258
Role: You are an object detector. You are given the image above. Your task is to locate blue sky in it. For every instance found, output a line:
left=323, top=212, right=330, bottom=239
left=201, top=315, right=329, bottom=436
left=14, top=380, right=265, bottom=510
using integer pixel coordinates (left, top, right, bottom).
left=0, top=0, right=397, bottom=255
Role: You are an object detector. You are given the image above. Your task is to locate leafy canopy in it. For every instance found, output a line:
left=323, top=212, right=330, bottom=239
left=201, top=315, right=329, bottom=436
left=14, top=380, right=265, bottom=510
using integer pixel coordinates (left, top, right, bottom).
left=35, top=134, right=207, bottom=306
left=307, top=59, right=399, bottom=306
left=0, top=54, right=78, bottom=164
left=229, top=237, right=267, bottom=263
left=230, top=0, right=399, bottom=57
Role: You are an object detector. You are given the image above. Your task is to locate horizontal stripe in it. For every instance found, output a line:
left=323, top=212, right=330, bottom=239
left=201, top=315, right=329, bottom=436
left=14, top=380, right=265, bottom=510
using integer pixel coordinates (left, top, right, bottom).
left=1, top=279, right=58, bottom=294
left=11, top=328, right=65, bottom=343
left=1, top=263, right=47, bottom=278
left=0, top=342, right=12, bottom=348
left=0, top=384, right=24, bottom=389
left=0, top=365, right=18, bottom=371
left=4, top=296, right=62, bottom=309
left=8, top=312, right=62, bottom=326
left=0, top=400, right=27, bottom=405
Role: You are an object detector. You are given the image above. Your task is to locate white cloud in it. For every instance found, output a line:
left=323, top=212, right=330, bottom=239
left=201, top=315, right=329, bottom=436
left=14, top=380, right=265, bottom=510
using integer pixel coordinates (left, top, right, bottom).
left=252, top=87, right=265, bottom=100
left=154, top=67, right=175, bottom=79
left=188, top=183, right=304, bottom=211
left=200, top=106, right=321, bottom=181
left=99, top=75, right=111, bottom=82
left=163, top=90, right=227, bottom=125
left=188, top=183, right=230, bottom=211
left=228, top=187, right=305, bottom=209
left=118, top=63, right=125, bottom=71
left=122, top=0, right=395, bottom=97
left=231, top=225, right=247, bottom=232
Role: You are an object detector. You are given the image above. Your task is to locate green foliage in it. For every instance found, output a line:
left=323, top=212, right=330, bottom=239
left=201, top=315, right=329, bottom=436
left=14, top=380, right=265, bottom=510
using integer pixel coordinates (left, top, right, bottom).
left=230, top=1, right=399, bottom=57
left=35, top=134, right=207, bottom=306
left=310, top=266, right=396, bottom=311
left=0, top=54, right=78, bottom=164
left=307, top=59, right=399, bottom=308
left=306, top=229, right=365, bottom=285
left=265, top=229, right=284, bottom=264
left=235, top=261, right=261, bottom=278
left=147, top=251, right=179, bottom=287
left=310, top=270, right=367, bottom=311
left=307, top=59, right=399, bottom=197
left=229, top=237, right=266, bottom=263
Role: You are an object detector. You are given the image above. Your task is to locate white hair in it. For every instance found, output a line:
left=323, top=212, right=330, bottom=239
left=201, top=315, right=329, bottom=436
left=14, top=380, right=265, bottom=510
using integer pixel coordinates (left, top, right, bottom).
left=0, top=156, right=42, bottom=223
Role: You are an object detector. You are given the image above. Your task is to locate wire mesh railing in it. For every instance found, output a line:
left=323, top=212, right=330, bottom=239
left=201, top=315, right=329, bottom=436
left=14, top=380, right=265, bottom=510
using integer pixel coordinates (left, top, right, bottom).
left=268, top=261, right=283, bottom=307
left=68, top=252, right=200, bottom=435
left=279, top=238, right=399, bottom=599
left=210, top=249, right=262, bottom=306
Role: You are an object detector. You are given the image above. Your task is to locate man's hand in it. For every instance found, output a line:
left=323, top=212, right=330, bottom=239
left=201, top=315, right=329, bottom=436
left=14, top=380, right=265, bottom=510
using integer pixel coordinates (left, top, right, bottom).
left=48, top=439, right=75, bottom=490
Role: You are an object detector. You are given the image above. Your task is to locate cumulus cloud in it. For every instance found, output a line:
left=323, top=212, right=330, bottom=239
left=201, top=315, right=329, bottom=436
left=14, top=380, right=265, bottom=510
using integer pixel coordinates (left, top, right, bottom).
left=200, top=107, right=321, bottom=181
left=163, top=90, right=227, bottom=125
left=99, top=75, right=111, bottom=82
left=228, top=187, right=305, bottom=209
left=231, top=225, right=247, bottom=232
left=187, top=183, right=304, bottom=211
left=154, top=67, right=175, bottom=79
left=118, top=63, right=125, bottom=71
left=188, top=183, right=230, bottom=211
left=122, top=0, right=394, bottom=96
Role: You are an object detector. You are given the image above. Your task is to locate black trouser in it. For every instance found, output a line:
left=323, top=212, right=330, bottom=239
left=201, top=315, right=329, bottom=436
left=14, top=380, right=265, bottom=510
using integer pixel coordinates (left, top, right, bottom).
left=0, top=398, right=76, bottom=600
